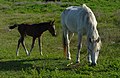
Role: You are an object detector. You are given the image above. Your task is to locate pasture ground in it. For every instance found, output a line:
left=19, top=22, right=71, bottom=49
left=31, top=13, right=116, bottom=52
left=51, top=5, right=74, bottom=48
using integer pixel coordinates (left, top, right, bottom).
left=0, top=0, right=120, bottom=78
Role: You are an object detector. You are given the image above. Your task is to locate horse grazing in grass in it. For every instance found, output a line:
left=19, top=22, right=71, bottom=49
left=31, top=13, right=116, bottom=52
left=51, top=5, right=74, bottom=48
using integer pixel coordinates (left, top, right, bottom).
left=61, top=4, right=101, bottom=66
left=9, top=21, right=56, bottom=56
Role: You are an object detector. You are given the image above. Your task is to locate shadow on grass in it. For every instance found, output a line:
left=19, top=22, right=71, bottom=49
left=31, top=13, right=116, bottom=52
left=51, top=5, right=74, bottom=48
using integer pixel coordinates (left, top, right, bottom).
left=0, top=57, right=63, bottom=71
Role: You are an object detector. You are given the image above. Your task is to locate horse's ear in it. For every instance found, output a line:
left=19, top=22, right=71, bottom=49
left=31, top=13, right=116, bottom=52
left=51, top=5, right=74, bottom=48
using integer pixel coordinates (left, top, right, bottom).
left=52, top=20, right=55, bottom=24
left=14, top=24, right=18, bottom=26
left=50, top=20, right=55, bottom=25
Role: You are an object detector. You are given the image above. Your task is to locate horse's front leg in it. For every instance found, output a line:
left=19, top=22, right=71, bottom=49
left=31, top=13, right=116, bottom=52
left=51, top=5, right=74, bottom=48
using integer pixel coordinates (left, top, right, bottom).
left=76, top=33, right=82, bottom=63
left=87, top=50, right=92, bottom=64
left=16, top=37, right=21, bottom=56
left=29, top=37, right=36, bottom=55
left=20, top=36, right=29, bottom=56
left=91, top=51, right=99, bottom=66
left=38, top=37, right=43, bottom=55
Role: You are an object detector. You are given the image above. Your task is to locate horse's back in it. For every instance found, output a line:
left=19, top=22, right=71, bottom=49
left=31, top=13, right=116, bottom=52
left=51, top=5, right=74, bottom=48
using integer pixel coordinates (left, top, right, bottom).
left=61, top=4, right=97, bottom=33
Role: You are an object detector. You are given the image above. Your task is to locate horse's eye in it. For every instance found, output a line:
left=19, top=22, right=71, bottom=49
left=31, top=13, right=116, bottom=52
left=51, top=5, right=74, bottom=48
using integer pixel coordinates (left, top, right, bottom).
left=97, top=49, right=100, bottom=52
left=96, top=37, right=100, bottom=43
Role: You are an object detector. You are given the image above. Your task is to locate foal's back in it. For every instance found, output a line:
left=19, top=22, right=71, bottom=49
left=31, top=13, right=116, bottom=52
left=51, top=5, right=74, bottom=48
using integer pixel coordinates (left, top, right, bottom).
left=18, top=22, right=49, bottom=37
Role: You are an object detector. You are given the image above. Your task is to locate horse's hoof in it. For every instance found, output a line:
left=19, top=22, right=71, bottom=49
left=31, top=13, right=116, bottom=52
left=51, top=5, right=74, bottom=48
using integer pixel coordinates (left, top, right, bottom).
left=72, top=63, right=80, bottom=68
left=67, top=62, right=73, bottom=67
left=40, top=53, right=43, bottom=56
left=90, top=63, right=97, bottom=66
left=76, top=61, right=80, bottom=63
left=67, top=57, right=71, bottom=60
left=27, top=53, right=30, bottom=56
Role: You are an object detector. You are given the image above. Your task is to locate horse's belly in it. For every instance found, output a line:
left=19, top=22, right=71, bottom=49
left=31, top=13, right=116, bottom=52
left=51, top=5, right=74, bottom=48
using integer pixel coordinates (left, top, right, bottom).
left=65, top=15, right=78, bottom=33
left=26, top=30, right=40, bottom=37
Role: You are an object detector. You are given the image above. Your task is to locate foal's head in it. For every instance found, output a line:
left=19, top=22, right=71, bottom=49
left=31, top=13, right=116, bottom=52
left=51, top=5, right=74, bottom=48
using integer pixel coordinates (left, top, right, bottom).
left=48, top=21, right=56, bottom=37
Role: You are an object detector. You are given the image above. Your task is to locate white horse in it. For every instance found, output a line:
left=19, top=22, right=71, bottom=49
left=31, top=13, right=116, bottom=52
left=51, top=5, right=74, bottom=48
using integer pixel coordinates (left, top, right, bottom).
left=61, top=4, right=101, bottom=66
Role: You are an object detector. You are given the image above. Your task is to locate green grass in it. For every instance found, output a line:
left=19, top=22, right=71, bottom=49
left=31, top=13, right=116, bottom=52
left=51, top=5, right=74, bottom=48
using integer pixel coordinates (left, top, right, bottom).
left=0, top=0, right=120, bottom=78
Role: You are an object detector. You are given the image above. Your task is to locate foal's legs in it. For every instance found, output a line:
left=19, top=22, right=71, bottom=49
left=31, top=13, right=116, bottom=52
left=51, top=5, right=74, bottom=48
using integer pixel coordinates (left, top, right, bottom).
left=38, top=37, right=43, bottom=55
left=21, top=37, right=29, bottom=56
left=29, top=37, right=36, bottom=55
left=76, top=32, right=82, bottom=63
left=16, top=36, right=29, bottom=56
left=16, top=37, right=21, bottom=56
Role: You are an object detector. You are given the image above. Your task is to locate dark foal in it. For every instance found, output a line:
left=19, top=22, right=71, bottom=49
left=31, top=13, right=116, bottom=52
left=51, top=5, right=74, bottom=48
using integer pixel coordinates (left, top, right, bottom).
left=9, top=21, right=56, bottom=56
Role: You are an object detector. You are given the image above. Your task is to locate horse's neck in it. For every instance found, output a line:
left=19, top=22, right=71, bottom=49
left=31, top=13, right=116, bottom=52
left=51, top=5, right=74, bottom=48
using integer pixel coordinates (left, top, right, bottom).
left=41, top=24, right=49, bottom=32
left=87, top=27, right=99, bottom=39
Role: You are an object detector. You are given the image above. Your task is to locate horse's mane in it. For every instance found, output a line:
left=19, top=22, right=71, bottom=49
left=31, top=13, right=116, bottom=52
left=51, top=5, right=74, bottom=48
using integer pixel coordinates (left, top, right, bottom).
left=82, top=4, right=98, bottom=40
left=82, top=4, right=97, bottom=23
left=82, top=4, right=92, bottom=13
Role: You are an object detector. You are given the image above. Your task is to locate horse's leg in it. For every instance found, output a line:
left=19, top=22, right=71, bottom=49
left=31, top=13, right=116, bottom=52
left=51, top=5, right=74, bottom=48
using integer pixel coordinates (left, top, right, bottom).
left=21, top=36, right=29, bottom=56
left=16, top=37, right=22, bottom=56
left=87, top=50, right=92, bottom=64
left=63, top=30, right=71, bottom=60
left=38, top=37, right=43, bottom=55
left=91, top=51, right=99, bottom=66
left=69, top=33, right=74, bottom=43
left=29, top=37, right=36, bottom=55
left=76, top=32, right=82, bottom=63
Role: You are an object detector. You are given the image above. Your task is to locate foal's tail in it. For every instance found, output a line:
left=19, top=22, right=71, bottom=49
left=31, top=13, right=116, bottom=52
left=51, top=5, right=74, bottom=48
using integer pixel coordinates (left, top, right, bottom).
left=9, top=24, right=18, bottom=29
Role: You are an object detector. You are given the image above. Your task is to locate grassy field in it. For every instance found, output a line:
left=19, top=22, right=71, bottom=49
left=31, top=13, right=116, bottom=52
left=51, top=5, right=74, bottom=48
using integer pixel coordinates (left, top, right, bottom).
left=0, top=0, right=120, bottom=78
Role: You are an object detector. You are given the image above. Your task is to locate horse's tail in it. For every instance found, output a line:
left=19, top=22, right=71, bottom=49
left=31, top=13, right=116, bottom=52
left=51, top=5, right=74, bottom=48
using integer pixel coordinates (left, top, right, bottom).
left=9, top=24, right=18, bottom=29
left=62, top=32, right=67, bottom=57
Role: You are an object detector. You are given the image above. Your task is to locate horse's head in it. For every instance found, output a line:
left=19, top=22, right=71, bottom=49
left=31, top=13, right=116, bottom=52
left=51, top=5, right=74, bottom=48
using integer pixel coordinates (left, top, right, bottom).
left=88, top=37, right=101, bottom=52
left=48, top=20, right=56, bottom=37
left=87, top=36, right=102, bottom=66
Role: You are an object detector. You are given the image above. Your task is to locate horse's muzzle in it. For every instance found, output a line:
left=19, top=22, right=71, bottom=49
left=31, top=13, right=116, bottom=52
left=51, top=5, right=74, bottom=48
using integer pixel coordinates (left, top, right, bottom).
left=53, top=34, right=57, bottom=37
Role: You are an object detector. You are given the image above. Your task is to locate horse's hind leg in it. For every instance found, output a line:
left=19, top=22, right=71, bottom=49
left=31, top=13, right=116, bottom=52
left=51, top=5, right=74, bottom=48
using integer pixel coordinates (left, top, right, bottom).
left=20, top=36, right=29, bottom=56
left=38, top=37, right=43, bottom=55
left=29, top=37, right=36, bottom=55
left=63, top=30, right=71, bottom=60
left=69, top=32, right=74, bottom=43
left=16, top=37, right=21, bottom=56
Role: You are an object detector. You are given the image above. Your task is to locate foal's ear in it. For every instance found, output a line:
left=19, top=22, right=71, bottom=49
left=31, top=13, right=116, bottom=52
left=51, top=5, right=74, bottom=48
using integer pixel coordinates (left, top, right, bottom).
left=52, top=20, right=55, bottom=23
left=50, top=20, right=55, bottom=25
